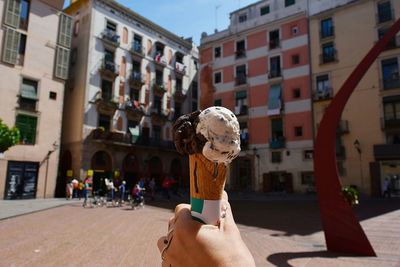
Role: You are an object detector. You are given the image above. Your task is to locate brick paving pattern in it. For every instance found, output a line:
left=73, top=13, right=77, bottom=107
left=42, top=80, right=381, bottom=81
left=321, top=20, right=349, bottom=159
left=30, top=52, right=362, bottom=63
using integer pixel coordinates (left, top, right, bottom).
left=0, top=197, right=399, bottom=266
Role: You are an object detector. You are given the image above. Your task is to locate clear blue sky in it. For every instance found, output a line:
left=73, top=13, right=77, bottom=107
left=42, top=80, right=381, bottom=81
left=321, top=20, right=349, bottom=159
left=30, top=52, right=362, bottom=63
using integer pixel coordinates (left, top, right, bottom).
left=65, top=0, right=258, bottom=45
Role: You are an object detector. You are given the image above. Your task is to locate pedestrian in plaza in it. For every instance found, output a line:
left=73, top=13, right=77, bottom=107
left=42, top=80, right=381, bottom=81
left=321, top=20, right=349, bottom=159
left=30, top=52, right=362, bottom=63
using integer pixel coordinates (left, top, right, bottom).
left=78, top=179, right=84, bottom=200
left=66, top=177, right=73, bottom=200
left=119, top=180, right=126, bottom=203
left=72, top=178, right=79, bottom=198
left=383, top=177, right=391, bottom=198
left=83, top=175, right=93, bottom=207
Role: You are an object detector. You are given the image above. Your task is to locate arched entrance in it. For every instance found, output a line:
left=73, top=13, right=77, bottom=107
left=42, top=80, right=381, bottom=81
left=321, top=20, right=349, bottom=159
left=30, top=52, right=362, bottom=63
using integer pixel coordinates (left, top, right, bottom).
left=148, top=156, right=163, bottom=186
left=170, top=158, right=183, bottom=187
left=91, top=151, right=112, bottom=195
left=123, top=153, right=139, bottom=192
left=55, top=151, right=72, bottom=197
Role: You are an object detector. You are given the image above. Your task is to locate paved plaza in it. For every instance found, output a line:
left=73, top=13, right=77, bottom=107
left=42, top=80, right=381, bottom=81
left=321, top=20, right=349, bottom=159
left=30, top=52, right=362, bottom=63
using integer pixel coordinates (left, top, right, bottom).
left=0, top=195, right=399, bottom=266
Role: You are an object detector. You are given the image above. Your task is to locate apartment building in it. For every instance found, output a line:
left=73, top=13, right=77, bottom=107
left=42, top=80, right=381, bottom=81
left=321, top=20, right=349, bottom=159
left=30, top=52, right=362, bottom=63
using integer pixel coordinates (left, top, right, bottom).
left=200, top=0, right=314, bottom=192
left=0, top=0, right=71, bottom=199
left=310, top=0, right=400, bottom=196
left=62, top=0, right=198, bottom=193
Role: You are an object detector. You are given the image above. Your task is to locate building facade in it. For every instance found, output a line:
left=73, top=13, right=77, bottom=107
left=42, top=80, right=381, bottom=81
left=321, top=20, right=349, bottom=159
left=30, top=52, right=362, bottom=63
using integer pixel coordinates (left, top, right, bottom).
left=199, top=0, right=314, bottom=193
left=61, top=0, right=198, bottom=194
left=310, top=0, right=400, bottom=196
left=0, top=0, right=71, bottom=199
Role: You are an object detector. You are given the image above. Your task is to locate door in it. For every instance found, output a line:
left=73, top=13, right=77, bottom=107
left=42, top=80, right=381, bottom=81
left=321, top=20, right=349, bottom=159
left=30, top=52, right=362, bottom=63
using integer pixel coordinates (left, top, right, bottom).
left=5, top=161, right=39, bottom=200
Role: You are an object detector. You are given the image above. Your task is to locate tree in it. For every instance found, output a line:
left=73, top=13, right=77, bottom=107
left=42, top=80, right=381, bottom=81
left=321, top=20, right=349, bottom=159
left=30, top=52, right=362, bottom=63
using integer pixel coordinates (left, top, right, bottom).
left=0, top=119, right=20, bottom=153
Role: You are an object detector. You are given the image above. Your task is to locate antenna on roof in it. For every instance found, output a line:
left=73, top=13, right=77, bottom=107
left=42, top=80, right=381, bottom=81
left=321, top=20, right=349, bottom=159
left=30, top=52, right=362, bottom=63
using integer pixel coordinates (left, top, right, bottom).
left=215, top=4, right=221, bottom=32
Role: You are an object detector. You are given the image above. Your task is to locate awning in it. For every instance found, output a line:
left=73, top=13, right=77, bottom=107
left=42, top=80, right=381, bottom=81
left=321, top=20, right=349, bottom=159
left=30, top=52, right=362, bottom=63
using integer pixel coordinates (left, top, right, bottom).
left=21, top=82, right=38, bottom=100
left=267, top=84, right=281, bottom=116
left=129, top=126, right=140, bottom=143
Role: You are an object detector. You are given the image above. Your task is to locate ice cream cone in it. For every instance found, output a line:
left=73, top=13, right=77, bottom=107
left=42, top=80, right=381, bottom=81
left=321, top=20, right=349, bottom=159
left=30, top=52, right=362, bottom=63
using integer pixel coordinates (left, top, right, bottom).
left=189, top=153, right=227, bottom=225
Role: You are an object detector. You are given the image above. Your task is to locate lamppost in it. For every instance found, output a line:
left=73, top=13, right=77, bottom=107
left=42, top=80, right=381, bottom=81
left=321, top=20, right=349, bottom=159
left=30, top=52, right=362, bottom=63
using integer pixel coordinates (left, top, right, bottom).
left=353, top=139, right=363, bottom=192
left=42, top=142, right=59, bottom=199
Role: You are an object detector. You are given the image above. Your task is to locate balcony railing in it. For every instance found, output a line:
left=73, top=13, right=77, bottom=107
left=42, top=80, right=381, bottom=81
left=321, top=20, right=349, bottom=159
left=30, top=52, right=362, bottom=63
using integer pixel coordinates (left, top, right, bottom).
left=152, top=81, right=167, bottom=95
left=269, top=39, right=280, bottom=50
left=235, top=75, right=247, bottom=86
left=268, top=69, right=282, bottom=79
left=374, top=143, right=400, bottom=160
left=18, top=98, right=37, bottom=112
left=99, top=60, right=119, bottom=79
left=240, top=132, right=249, bottom=150
left=235, top=49, right=246, bottom=59
left=320, top=26, right=335, bottom=39
left=381, top=117, right=400, bottom=129
left=95, top=97, right=119, bottom=114
left=129, top=72, right=144, bottom=89
left=313, top=87, right=333, bottom=100
left=130, top=42, right=145, bottom=56
left=234, top=105, right=248, bottom=116
left=320, top=50, right=338, bottom=64
left=382, top=77, right=400, bottom=90
left=269, top=136, right=285, bottom=149
left=154, top=53, right=167, bottom=66
left=175, top=62, right=186, bottom=75
left=101, top=29, right=120, bottom=47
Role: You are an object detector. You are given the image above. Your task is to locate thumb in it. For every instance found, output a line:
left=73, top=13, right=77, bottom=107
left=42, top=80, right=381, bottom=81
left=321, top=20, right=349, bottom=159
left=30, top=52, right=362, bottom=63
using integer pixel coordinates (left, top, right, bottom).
left=219, top=194, right=239, bottom=233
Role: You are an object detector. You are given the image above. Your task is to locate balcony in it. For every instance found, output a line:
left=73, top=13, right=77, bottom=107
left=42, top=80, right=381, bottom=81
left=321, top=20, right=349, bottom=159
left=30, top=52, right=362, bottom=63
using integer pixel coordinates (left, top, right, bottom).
left=175, top=62, right=186, bottom=75
left=235, top=49, right=246, bottom=59
left=320, top=26, right=335, bottom=39
left=268, top=69, right=282, bottom=79
left=95, top=97, right=118, bottom=114
left=313, top=87, right=333, bottom=101
left=130, top=42, right=145, bottom=58
left=129, top=72, right=144, bottom=89
left=374, top=144, right=400, bottom=160
left=150, top=108, right=168, bottom=125
left=320, top=50, right=338, bottom=64
left=99, top=60, right=119, bottom=80
left=235, top=76, right=247, bottom=86
left=100, top=29, right=120, bottom=48
left=382, top=76, right=400, bottom=90
left=376, top=9, right=394, bottom=25
left=124, top=100, right=144, bottom=121
left=269, top=136, right=285, bottom=149
left=269, top=39, right=280, bottom=50
left=174, top=89, right=187, bottom=103
left=153, top=82, right=167, bottom=96
left=240, top=132, right=249, bottom=150
left=381, top=117, right=400, bottom=130
left=18, top=98, right=37, bottom=112
left=234, top=105, right=248, bottom=116
left=154, top=54, right=167, bottom=67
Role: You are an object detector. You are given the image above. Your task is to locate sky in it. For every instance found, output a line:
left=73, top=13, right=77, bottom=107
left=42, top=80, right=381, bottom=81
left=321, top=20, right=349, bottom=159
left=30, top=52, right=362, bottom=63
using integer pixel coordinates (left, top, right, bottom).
left=65, top=0, right=258, bottom=45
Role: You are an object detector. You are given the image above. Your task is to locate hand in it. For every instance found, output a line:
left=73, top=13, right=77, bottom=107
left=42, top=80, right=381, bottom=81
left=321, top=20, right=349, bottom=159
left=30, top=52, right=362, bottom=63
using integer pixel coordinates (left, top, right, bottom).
left=157, top=192, right=255, bottom=267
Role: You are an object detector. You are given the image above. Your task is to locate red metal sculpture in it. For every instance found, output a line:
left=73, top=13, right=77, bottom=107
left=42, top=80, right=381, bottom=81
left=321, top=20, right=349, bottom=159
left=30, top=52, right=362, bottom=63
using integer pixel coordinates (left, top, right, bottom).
left=314, top=18, right=400, bottom=256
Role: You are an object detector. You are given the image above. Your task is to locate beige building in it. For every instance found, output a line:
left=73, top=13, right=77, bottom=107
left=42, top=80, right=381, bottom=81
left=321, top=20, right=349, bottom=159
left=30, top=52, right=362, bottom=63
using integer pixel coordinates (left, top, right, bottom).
left=0, top=0, right=72, bottom=199
left=310, top=0, right=400, bottom=196
left=62, top=0, right=198, bottom=193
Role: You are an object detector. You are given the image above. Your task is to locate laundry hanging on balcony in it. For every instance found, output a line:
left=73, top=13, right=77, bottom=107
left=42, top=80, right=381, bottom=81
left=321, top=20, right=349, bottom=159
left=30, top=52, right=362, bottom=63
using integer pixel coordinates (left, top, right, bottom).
left=129, top=126, right=140, bottom=143
left=267, top=84, right=281, bottom=116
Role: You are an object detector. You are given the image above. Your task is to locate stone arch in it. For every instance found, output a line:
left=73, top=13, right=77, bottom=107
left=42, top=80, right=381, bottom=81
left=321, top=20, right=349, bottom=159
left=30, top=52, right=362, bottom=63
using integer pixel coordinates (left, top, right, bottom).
left=148, top=156, right=163, bottom=186
left=123, top=153, right=140, bottom=191
left=90, top=150, right=113, bottom=194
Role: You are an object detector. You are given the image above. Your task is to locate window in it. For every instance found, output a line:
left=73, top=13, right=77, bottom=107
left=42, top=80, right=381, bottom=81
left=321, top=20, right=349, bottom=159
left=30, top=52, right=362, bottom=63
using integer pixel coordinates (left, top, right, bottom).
left=19, top=78, right=38, bottom=111
left=321, top=42, right=336, bottom=63
left=304, top=150, right=313, bottom=160
left=381, top=58, right=400, bottom=90
left=267, top=84, right=282, bottom=116
left=101, top=79, right=113, bottom=101
left=106, top=20, right=117, bottom=32
left=54, top=13, right=72, bottom=80
left=15, top=114, right=37, bottom=144
left=131, top=60, right=141, bottom=80
left=301, top=172, right=314, bottom=185
left=293, top=88, right=301, bottom=98
left=49, top=91, right=57, bottom=100
left=4, top=0, right=30, bottom=30
left=292, top=54, right=300, bottom=65
left=320, top=18, right=334, bottom=39
left=155, top=70, right=163, bottom=86
left=174, top=102, right=182, bottom=121
left=378, top=28, right=397, bottom=49
left=98, top=114, right=111, bottom=132
left=235, top=91, right=248, bottom=115
left=214, top=99, right=222, bottom=106
left=260, top=6, right=270, bottom=16
left=55, top=46, right=70, bottom=79
left=236, top=40, right=246, bottom=58
left=154, top=95, right=162, bottom=113
left=73, top=20, right=80, bottom=36
left=235, top=65, right=247, bottom=85
left=285, top=0, right=295, bottom=7
left=377, top=1, right=392, bottom=24
left=291, top=26, right=299, bottom=36
left=294, top=126, right=303, bottom=137
left=214, top=46, right=221, bottom=59
left=214, top=72, right=222, bottom=84
left=269, top=56, right=281, bottom=78
left=269, top=30, right=280, bottom=49
left=383, top=97, right=400, bottom=126
left=238, top=14, right=247, bottom=23
left=176, top=78, right=183, bottom=92
left=239, top=122, right=249, bottom=148
left=133, top=34, right=142, bottom=54
left=270, top=118, right=284, bottom=149
left=271, top=151, right=282, bottom=163
left=192, top=82, right=198, bottom=99
left=316, top=74, right=331, bottom=99
left=2, top=28, right=26, bottom=65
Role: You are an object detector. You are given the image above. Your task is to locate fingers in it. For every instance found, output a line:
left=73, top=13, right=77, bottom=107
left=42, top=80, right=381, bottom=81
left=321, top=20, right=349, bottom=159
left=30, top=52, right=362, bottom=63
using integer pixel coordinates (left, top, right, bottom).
left=157, top=236, right=167, bottom=252
left=219, top=194, right=240, bottom=234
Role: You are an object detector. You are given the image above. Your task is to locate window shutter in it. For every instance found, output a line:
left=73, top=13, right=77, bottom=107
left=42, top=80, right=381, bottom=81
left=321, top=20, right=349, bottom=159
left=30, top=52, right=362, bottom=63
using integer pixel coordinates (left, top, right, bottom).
left=55, top=46, right=70, bottom=80
left=58, top=14, right=73, bottom=48
left=5, top=0, right=21, bottom=28
left=2, top=28, right=20, bottom=64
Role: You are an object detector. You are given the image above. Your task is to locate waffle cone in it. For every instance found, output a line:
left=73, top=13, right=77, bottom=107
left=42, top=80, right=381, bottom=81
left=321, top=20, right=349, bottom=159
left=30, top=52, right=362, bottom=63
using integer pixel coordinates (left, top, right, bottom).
left=189, top=154, right=227, bottom=200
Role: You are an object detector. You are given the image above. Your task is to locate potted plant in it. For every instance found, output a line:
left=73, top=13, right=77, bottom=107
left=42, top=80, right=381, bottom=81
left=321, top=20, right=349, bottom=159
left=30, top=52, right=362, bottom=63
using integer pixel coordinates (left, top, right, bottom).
left=342, top=185, right=360, bottom=206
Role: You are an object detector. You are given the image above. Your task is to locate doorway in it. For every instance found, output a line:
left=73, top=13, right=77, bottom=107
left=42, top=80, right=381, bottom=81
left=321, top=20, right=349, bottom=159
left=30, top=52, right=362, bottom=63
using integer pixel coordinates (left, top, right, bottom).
left=4, top=161, right=39, bottom=199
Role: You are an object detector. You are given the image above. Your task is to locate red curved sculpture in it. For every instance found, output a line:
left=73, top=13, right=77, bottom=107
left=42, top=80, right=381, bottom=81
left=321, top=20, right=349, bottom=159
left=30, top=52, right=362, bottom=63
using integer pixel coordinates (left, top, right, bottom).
left=314, top=18, right=400, bottom=256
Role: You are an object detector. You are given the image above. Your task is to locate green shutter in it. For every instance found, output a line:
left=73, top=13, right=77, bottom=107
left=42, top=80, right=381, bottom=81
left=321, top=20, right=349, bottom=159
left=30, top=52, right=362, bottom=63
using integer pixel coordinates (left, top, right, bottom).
left=55, top=46, right=70, bottom=80
left=2, top=28, right=20, bottom=64
left=5, top=0, right=21, bottom=28
left=15, top=114, right=37, bottom=144
left=21, top=80, right=38, bottom=100
left=58, top=14, right=73, bottom=48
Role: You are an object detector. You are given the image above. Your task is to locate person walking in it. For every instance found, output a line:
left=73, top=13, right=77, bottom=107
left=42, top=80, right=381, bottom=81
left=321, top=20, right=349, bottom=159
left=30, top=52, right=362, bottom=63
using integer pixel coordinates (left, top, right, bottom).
left=119, top=181, right=126, bottom=203
left=383, top=177, right=391, bottom=198
left=83, top=175, right=93, bottom=207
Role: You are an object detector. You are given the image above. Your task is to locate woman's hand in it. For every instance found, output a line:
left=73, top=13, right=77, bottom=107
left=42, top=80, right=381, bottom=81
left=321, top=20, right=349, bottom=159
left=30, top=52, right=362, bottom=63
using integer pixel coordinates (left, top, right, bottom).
left=157, top=193, right=255, bottom=267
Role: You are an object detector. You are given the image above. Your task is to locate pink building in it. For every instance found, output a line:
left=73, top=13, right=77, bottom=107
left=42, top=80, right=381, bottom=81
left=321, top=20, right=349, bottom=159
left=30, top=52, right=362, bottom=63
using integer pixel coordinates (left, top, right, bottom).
left=199, top=0, right=314, bottom=192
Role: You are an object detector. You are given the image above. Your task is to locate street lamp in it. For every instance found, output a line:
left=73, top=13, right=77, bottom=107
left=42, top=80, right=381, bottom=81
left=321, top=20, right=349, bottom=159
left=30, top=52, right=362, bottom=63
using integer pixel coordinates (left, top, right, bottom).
left=353, top=139, right=363, bottom=192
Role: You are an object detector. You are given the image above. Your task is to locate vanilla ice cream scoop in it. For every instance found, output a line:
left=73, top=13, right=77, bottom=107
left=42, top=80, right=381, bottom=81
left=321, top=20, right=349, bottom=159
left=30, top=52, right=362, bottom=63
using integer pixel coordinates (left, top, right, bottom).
left=196, top=106, right=241, bottom=164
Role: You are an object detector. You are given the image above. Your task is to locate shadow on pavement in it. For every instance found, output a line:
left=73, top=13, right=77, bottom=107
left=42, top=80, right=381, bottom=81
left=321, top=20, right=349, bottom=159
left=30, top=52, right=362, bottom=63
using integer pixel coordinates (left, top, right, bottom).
left=266, top=250, right=356, bottom=267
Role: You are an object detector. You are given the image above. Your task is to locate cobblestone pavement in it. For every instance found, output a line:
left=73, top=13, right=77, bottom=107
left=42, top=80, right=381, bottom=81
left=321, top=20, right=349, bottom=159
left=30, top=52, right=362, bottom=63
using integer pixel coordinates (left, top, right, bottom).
left=0, top=196, right=399, bottom=267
